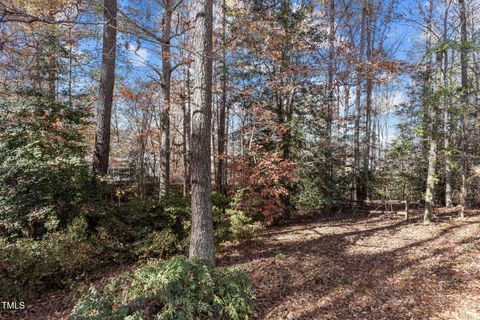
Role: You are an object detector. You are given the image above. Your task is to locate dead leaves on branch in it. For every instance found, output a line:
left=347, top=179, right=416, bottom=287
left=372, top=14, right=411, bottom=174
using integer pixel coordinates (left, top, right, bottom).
left=229, top=105, right=294, bottom=223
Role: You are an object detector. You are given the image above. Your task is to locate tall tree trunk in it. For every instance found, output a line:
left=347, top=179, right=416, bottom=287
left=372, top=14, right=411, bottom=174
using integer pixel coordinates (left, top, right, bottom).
left=93, top=0, right=117, bottom=175
left=443, top=1, right=452, bottom=207
left=423, top=0, right=437, bottom=222
left=159, top=0, right=173, bottom=197
left=183, top=66, right=192, bottom=196
left=444, top=88, right=453, bottom=207
left=343, top=61, right=351, bottom=196
left=326, top=0, right=335, bottom=162
left=363, top=1, right=373, bottom=201
left=459, top=0, right=468, bottom=218
left=354, top=1, right=366, bottom=202
left=424, top=52, right=443, bottom=224
left=424, top=128, right=438, bottom=224
left=420, top=0, right=434, bottom=161
left=215, top=0, right=228, bottom=195
left=46, top=3, right=57, bottom=100
left=189, top=0, right=214, bottom=262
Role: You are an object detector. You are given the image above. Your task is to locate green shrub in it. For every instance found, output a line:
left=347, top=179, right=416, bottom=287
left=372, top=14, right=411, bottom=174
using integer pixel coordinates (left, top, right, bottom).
left=69, top=287, right=116, bottom=320
left=227, top=209, right=262, bottom=243
left=292, top=193, right=327, bottom=211
left=212, top=192, right=231, bottom=243
left=0, top=90, right=106, bottom=239
left=134, top=229, right=179, bottom=260
left=0, top=217, right=126, bottom=301
left=212, top=191, right=231, bottom=210
left=121, top=195, right=191, bottom=259
left=221, top=192, right=262, bottom=243
left=70, top=256, right=255, bottom=320
left=125, top=193, right=260, bottom=254
left=274, top=250, right=286, bottom=261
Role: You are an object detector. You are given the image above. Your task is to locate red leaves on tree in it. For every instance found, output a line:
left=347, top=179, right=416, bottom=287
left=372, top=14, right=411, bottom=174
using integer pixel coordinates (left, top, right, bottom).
left=229, top=105, right=294, bottom=223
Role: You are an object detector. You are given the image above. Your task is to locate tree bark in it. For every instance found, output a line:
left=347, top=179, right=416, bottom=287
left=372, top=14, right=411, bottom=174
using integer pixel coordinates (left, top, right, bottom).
left=93, top=0, right=117, bottom=175
left=326, top=0, right=335, bottom=162
left=443, top=1, right=452, bottom=208
left=459, top=0, right=468, bottom=218
left=183, top=66, right=192, bottom=196
left=159, top=0, right=173, bottom=197
left=363, top=0, right=373, bottom=201
left=189, top=0, right=214, bottom=263
left=423, top=0, right=434, bottom=223
left=424, top=128, right=438, bottom=224
left=354, top=0, right=366, bottom=202
left=215, top=0, right=228, bottom=195
left=424, top=52, right=443, bottom=224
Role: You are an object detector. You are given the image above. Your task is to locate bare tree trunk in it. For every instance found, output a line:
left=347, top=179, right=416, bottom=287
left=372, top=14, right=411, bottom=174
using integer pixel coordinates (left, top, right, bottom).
left=444, top=99, right=453, bottom=207
left=424, top=52, right=443, bottom=224
left=363, top=1, right=373, bottom=201
left=45, top=3, right=57, bottom=100
left=343, top=61, right=351, bottom=197
left=404, top=199, right=409, bottom=221
left=326, top=0, right=335, bottom=162
left=420, top=0, right=434, bottom=160
left=215, top=0, right=228, bottom=195
left=159, top=0, right=172, bottom=196
left=354, top=1, right=366, bottom=202
left=424, top=130, right=438, bottom=223
left=189, top=0, right=214, bottom=262
left=93, top=0, right=117, bottom=175
left=459, top=0, right=468, bottom=218
left=423, top=0, right=434, bottom=223
left=183, top=66, right=192, bottom=196
left=443, top=1, right=452, bottom=207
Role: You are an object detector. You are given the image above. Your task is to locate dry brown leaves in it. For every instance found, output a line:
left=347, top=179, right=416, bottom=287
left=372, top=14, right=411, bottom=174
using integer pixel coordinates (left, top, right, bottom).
left=219, top=209, right=480, bottom=320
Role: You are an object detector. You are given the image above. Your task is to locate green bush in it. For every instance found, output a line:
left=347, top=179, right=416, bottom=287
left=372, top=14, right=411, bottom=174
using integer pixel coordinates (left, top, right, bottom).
left=70, top=256, right=255, bottom=320
left=227, top=209, right=262, bottom=243
left=212, top=192, right=231, bottom=243
left=0, top=188, right=259, bottom=303
left=134, top=229, right=179, bottom=260
left=125, top=193, right=261, bottom=254
left=221, top=192, right=262, bottom=243
left=0, top=90, right=106, bottom=239
left=121, top=195, right=191, bottom=259
left=0, top=217, right=126, bottom=301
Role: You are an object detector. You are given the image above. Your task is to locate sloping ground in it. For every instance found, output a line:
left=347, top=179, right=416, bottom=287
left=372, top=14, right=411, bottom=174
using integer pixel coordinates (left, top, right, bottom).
left=2, top=209, right=480, bottom=320
left=219, top=210, right=480, bottom=320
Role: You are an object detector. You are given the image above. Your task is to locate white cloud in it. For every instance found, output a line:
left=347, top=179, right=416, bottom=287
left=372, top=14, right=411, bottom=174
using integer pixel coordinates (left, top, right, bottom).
left=390, top=90, right=406, bottom=107
left=129, top=47, right=149, bottom=67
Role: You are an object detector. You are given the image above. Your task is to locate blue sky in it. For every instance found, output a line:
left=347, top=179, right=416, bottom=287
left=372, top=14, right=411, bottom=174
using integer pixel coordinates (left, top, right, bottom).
left=75, top=0, right=433, bottom=145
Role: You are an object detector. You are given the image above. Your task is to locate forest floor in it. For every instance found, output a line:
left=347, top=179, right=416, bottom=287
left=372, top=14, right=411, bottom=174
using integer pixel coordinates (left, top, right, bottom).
left=218, top=208, right=480, bottom=320
left=3, top=208, right=480, bottom=320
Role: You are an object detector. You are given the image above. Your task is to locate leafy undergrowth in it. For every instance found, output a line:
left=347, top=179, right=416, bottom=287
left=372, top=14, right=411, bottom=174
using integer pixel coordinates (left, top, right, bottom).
left=69, top=256, right=254, bottom=320
left=3, top=208, right=480, bottom=319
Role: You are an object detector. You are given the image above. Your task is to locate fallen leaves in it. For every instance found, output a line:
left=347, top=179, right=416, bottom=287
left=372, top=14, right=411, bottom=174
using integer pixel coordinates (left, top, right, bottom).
left=219, top=209, right=480, bottom=320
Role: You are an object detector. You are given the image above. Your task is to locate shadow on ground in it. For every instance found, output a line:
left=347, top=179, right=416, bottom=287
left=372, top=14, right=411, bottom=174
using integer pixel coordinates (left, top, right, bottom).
left=219, top=209, right=480, bottom=319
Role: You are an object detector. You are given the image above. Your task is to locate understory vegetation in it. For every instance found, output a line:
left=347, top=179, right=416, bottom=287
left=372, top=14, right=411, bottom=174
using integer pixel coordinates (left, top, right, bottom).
left=1, top=0, right=480, bottom=318
left=70, top=256, right=254, bottom=320
left=0, top=92, right=259, bottom=316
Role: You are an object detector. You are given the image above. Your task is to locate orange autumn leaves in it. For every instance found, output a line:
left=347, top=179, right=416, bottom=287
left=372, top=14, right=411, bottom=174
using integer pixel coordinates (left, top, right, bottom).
left=230, top=106, right=294, bottom=223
